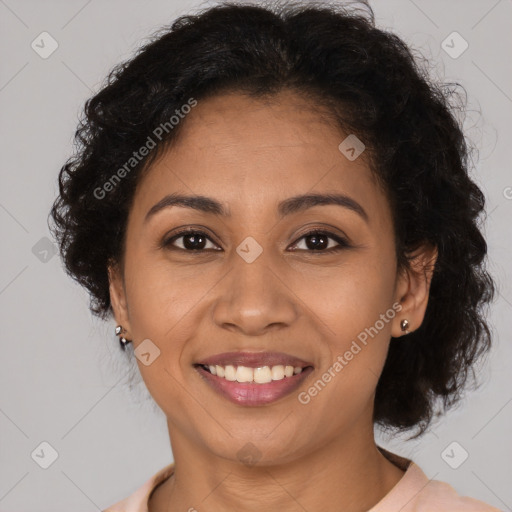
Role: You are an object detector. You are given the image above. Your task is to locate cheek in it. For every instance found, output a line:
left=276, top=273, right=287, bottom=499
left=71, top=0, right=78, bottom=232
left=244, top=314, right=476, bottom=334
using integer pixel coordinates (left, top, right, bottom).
left=299, top=249, right=396, bottom=389
left=302, top=282, right=395, bottom=427
left=123, top=250, right=228, bottom=405
left=124, top=252, right=205, bottom=334
left=298, top=253, right=396, bottom=339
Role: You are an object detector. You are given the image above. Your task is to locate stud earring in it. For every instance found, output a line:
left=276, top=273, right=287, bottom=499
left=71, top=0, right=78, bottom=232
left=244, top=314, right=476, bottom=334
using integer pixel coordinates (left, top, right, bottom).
left=115, top=325, right=132, bottom=350
left=400, top=319, right=410, bottom=334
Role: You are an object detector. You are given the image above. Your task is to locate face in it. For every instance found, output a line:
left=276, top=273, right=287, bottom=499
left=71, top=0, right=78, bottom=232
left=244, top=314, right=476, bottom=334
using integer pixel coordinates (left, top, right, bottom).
left=109, top=90, right=435, bottom=464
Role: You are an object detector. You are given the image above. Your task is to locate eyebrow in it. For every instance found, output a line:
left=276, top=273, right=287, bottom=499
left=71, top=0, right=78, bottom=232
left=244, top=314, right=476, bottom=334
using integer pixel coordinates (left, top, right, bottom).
left=144, top=192, right=369, bottom=223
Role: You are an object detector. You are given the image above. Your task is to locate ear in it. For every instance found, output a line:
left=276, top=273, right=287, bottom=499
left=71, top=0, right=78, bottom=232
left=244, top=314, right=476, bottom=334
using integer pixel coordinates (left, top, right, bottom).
left=108, top=261, right=132, bottom=337
left=392, top=243, right=438, bottom=338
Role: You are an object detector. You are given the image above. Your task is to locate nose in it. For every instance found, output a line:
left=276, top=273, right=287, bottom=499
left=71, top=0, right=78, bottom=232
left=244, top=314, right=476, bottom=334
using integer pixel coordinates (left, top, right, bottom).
left=212, top=251, right=299, bottom=336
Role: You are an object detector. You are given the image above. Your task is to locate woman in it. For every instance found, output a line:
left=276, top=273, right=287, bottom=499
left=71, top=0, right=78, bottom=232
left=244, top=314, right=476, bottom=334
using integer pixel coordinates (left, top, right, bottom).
left=49, top=1, right=501, bottom=510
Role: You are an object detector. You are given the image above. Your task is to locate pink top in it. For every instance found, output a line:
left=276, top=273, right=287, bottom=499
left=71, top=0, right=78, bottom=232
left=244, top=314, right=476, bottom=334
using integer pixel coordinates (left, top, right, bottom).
left=103, top=448, right=502, bottom=512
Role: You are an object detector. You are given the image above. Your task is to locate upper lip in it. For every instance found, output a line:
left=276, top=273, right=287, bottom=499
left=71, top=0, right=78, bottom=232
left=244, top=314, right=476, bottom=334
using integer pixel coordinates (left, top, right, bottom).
left=195, top=351, right=314, bottom=369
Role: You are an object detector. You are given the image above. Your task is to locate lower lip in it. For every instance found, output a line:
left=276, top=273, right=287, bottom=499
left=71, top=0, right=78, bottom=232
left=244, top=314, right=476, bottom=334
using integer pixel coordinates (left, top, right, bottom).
left=194, top=365, right=314, bottom=406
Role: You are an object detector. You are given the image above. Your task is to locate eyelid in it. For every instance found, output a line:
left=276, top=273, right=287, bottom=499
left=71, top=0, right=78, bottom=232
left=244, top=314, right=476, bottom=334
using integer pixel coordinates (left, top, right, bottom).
left=162, top=226, right=221, bottom=250
left=288, top=221, right=351, bottom=246
left=162, top=225, right=351, bottom=252
left=292, top=224, right=350, bottom=243
left=288, top=228, right=350, bottom=252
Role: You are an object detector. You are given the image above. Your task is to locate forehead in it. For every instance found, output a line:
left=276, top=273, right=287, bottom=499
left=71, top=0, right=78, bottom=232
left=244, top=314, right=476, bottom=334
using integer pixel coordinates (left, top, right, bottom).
left=131, top=91, right=390, bottom=226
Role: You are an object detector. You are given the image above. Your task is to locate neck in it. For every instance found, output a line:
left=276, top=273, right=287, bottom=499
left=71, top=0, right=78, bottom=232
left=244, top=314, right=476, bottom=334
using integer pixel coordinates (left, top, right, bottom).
left=148, top=420, right=405, bottom=512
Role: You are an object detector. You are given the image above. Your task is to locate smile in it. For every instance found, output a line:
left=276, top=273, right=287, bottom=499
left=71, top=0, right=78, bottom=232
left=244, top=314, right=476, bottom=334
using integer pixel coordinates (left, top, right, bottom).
left=202, top=363, right=304, bottom=382
left=194, top=363, right=314, bottom=406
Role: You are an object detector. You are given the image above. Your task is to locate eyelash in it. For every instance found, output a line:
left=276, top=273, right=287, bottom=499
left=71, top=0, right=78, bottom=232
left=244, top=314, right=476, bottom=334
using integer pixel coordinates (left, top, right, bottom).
left=162, top=228, right=350, bottom=254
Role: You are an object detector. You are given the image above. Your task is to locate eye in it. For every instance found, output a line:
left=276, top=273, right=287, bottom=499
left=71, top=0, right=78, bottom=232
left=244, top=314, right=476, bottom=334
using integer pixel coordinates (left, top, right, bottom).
left=163, top=229, right=220, bottom=251
left=289, top=230, right=350, bottom=253
left=162, top=228, right=350, bottom=253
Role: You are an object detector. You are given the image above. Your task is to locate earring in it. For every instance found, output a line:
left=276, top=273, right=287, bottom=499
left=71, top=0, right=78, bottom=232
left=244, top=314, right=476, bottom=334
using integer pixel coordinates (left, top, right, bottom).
left=115, top=324, right=132, bottom=350
left=400, top=319, right=410, bottom=334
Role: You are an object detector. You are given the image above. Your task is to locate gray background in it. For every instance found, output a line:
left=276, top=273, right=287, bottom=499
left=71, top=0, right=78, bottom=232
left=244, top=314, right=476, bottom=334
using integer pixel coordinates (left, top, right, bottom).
left=1, top=0, right=511, bottom=510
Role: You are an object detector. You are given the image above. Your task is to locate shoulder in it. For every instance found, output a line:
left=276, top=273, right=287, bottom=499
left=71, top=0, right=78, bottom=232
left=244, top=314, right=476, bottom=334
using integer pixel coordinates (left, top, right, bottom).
left=371, top=449, right=503, bottom=512
left=412, top=476, right=503, bottom=511
left=102, top=463, right=175, bottom=512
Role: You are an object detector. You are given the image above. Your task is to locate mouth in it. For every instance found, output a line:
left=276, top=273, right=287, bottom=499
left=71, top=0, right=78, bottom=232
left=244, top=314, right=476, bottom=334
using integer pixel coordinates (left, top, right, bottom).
left=195, top=362, right=312, bottom=381
left=193, top=351, right=314, bottom=406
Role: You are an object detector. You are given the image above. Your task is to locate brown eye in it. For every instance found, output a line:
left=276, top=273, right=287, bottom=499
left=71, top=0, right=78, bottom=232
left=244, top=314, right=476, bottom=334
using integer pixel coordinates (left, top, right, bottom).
left=163, top=228, right=350, bottom=253
left=289, top=230, right=350, bottom=252
left=164, top=230, right=220, bottom=251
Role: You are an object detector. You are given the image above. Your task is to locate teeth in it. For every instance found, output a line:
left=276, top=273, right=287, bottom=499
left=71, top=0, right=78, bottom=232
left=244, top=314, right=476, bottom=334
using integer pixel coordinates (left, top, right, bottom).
left=224, top=365, right=236, bottom=381
left=271, top=365, right=285, bottom=380
left=254, top=366, right=272, bottom=384
left=202, top=363, right=307, bottom=383
left=235, top=366, right=253, bottom=383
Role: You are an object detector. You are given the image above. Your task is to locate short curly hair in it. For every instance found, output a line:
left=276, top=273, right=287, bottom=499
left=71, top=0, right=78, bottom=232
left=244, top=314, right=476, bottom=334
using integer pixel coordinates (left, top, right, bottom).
left=49, top=0, right=496, bottom=437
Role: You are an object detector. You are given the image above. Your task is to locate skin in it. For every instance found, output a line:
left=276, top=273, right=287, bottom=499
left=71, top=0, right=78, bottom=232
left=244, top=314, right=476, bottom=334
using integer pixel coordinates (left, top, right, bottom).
left=109, top=90, right=437, bottom=512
